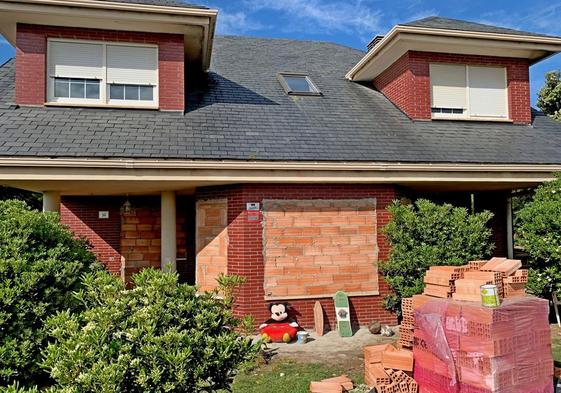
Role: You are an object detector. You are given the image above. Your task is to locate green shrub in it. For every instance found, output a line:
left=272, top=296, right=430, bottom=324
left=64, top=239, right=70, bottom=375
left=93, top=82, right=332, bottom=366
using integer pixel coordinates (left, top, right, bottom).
left=381, top=199, right=494, bottom=314
left=517, top=174, right=561, bottom=298
left=0, top=200, right=99, bottom=386
left=42, top=268, right=260, bottom=393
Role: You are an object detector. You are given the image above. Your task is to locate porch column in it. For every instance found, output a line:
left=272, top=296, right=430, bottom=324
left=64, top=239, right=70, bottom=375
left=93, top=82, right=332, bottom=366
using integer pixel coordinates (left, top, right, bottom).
left=161, top=191, right=177, bottom=272
left=42, top=191, right=60, bottom=213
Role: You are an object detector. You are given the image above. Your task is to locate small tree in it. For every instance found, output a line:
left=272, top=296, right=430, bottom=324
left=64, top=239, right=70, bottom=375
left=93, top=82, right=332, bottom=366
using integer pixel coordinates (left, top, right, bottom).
left=537, top=70, right=561, bottom=121
left=42, top=268, right=260, bottom=393
left=516, top=174, right=561, bottom=298
left=381, top=199, right=494, bottom=314
left=0, top=200, right=99, bottom=387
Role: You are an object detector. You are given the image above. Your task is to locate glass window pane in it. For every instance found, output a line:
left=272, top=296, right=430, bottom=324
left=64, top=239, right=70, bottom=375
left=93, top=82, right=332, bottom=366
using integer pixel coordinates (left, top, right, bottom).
left=110, top=84, right=125, bottom=100
left=70, top=81, right=85, bottom=98
left=139, top=86, right=153, bottom=101
left=283, top=76, right=314, bottom=92
left=85, top=81, right=100, bottom=99
left=54, top=78, right=69, bottom=98
left=125, top=85, right=139, bottom=100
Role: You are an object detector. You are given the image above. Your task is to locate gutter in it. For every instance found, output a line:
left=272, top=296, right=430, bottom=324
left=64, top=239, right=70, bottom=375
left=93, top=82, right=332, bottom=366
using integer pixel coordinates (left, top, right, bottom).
left=0, top=157, right=560, bottom=173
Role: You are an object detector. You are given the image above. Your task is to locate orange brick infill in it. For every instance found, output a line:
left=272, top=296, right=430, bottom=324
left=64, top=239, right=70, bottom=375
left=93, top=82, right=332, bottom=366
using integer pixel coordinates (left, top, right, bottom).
left=196, top=183, right=399, bottom=329
left=262, top=198, right=378, bottom=299
left=195, top=199, right=228, bottom=292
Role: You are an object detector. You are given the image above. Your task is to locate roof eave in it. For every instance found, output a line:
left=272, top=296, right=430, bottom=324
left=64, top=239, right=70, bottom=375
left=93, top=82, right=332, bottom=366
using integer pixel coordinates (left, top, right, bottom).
left=346, top=25, right=561, bottom=81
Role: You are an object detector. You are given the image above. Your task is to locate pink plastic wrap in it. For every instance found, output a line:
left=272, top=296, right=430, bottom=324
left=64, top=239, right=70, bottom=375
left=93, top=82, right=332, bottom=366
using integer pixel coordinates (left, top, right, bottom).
left=413, top=296, right=553, bottom=393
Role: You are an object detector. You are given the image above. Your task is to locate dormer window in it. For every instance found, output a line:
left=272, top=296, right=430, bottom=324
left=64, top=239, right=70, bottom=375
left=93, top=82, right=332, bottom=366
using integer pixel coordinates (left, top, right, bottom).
left=278, top=72, right=321, bottom=96
left=47, top=39, right=158, bottom=108
left=430, top=63, right=508, bottom=120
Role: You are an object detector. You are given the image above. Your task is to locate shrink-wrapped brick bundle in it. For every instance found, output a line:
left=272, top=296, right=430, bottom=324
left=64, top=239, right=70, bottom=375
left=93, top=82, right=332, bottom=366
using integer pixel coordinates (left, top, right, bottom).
left=413, top=297, right=553, bottom=393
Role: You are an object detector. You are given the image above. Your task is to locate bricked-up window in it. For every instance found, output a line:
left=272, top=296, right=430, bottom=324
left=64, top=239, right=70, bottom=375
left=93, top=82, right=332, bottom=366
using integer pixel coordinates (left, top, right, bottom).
left=262, top=199, right=379, bottom=300
left=430, top=64, right=508, bottom=120
left=47, top=39, right=158, bottom=108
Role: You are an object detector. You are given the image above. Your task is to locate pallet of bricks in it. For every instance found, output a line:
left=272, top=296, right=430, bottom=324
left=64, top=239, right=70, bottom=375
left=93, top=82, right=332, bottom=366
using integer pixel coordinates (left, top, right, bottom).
left=419, top=257, right=527, bottom=303
left=400, top=258, right=529, bottom=350
left=363, top=342, right=417, bottom=392
left=411, top=257, right=553, bottom=393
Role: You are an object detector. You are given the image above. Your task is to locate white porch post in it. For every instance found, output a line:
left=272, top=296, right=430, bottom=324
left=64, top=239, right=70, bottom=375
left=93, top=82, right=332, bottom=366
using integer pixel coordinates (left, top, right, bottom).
left=161, top=191, right=177, bottom=272
left=42, top=191, right=60, bottom=213
left=506, top=196, right=514, bottom=259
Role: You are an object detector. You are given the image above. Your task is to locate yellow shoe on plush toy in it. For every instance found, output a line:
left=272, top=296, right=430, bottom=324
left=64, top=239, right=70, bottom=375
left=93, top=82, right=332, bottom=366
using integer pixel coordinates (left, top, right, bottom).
left=282, top=333, right=291, bottom=343
left=261, top=333, right=271, bottom=343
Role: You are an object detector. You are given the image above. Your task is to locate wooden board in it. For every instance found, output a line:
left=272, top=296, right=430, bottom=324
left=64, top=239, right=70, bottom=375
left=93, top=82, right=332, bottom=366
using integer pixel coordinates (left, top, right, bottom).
left=313, top=301, right=324, bottom=336
left=333, top=291, right=352, bottom=337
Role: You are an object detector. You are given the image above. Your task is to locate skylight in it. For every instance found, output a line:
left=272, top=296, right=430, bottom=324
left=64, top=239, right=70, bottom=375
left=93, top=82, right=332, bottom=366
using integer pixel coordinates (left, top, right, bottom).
left=277, top=73, right=321, bottom=96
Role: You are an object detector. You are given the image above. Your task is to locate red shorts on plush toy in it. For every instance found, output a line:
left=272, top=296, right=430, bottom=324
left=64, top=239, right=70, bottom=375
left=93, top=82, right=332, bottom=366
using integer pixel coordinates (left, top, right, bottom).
left=259, top=322, right=298, bottom=343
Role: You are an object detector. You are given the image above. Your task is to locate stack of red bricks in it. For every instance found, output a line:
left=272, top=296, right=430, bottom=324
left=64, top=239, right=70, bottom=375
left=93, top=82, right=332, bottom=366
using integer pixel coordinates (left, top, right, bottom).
left=364, top=344, right=417, bottom=392
left=413, top=296, right=553, bottom=393
left=420, top=258, right=528, bottom=302
left=399, top=294, right=433, bottom=348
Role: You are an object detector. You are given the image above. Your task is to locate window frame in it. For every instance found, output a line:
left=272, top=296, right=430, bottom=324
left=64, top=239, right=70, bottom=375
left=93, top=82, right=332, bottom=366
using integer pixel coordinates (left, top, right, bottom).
left=429, top=63, right=509, bottom=121
left=277, top=72, right=322, bottom=96
left=46, top=38, right=159, bottom=109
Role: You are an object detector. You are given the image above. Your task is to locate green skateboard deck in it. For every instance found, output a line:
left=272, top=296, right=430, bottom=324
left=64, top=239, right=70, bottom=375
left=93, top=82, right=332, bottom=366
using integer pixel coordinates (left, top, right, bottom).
left=334, top=291, right=352, bottom=337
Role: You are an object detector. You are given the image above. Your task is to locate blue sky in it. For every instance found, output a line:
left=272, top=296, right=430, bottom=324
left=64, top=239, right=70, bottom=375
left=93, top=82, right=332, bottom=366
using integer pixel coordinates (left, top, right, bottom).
left=1, top=0, right=560, bottom=105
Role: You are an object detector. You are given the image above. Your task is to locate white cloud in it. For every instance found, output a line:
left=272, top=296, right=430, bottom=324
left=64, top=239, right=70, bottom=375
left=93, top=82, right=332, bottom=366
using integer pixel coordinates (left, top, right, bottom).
left=216, top=10, right=265, bottom=35
left=244, top=0, right=383, bottom=38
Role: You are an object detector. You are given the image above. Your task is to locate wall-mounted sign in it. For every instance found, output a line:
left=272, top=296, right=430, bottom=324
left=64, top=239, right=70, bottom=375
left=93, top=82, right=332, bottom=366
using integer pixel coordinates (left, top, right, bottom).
left=98, top=211, right=109, bottom=219
left=247, top=211, right=260, bottom=222
left=246, top=202, right=260, bottom=211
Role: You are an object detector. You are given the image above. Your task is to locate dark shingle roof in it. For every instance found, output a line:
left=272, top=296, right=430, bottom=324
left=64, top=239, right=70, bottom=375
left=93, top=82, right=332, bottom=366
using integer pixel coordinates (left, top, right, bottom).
left=95, top=0, right=208, bottom=9
left=0, top=35, right=560, bottom=164
left=401, top=16, right=560, bottom=39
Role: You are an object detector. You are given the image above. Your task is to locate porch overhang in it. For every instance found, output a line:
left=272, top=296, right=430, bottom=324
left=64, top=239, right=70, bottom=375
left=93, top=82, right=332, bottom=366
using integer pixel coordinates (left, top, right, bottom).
left=0, top=158, right=559, bottom=194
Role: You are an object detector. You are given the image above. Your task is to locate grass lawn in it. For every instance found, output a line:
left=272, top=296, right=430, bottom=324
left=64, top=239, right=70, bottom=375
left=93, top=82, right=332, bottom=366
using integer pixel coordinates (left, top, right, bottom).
left=231, top=360, right=365, bottom=393
left=552, top=326, right=561, bottom=367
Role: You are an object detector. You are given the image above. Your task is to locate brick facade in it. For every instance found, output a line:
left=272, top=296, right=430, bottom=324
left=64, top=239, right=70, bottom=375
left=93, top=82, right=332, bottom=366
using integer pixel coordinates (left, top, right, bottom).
left=373, top=51, right=531, bottom=124
left=262, top=199, right=379, bottom=299
left=196, top=184, right=398, bottom=329
left=15, top=24, right=184, bottom=111
left=59, top=186, right=511, bottom=331
left=61, top=196, right=122, bottom=274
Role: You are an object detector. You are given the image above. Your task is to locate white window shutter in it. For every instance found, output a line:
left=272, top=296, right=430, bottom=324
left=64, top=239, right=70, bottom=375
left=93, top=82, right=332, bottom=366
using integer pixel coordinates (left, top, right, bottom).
left=106, top=45, right=158, bottom=85
left=430, top=64, right=467, bottom=109
left=468, top=66, right=508, bottom=118
left=48, top=41, right=103, bottom=79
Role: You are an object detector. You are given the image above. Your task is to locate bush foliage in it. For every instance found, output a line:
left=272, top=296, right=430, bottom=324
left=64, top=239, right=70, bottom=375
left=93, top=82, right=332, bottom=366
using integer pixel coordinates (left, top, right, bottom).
left=0, top=200, right=99, bottom=386
left=516, top=174, right=561, bottom=298
left=42, top=268, right=260, bottom=393
left=381, top=199, right=494, bottom=314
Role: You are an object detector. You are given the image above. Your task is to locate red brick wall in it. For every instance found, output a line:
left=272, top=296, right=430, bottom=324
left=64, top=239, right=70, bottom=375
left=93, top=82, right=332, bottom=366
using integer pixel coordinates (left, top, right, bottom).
left=196, top=184, right=398, bottom=329
left=15, top=23, right=184, bottom=111
left=61, top=197, right=122, bottom=274
left=373, top=51, right=531, bottom=124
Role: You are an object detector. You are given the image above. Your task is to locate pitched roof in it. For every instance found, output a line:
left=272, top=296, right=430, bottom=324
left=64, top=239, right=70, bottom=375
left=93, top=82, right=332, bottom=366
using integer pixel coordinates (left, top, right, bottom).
left=95, top=0, right=208, bottom=9
left=401, top=16, right=560, bottom=39
left=0, top=35, right=560, bottom=164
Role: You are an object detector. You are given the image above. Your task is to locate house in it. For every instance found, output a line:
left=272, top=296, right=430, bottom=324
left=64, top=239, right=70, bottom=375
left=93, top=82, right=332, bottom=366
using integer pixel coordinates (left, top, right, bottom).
left=1, top=0, right=561, bottom=328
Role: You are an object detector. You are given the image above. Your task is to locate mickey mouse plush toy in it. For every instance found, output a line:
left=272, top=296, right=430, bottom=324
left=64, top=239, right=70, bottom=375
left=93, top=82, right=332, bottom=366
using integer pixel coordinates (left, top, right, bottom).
left=259, top=303, right=300, bottom=343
